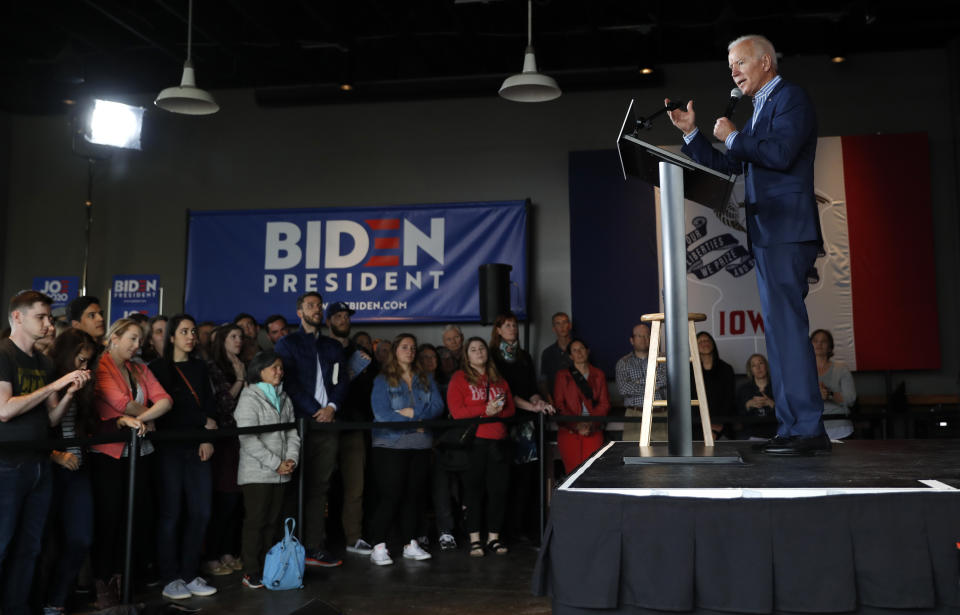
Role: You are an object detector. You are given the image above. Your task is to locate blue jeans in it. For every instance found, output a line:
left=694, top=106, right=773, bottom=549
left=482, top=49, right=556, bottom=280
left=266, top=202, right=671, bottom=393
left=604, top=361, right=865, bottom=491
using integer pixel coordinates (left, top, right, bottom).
left=156, top=447, right=212, bottom=583
left=46, top=463, right=94, bottom=607
left=0, top=457, right=53, bottom=615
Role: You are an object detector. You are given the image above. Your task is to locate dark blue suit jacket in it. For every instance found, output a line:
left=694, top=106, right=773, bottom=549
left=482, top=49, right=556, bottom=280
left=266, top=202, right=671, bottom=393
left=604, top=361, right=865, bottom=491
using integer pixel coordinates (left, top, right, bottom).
left=681, top=79, right=819, bottom=248
left=274, top=329, right=348, bottom=419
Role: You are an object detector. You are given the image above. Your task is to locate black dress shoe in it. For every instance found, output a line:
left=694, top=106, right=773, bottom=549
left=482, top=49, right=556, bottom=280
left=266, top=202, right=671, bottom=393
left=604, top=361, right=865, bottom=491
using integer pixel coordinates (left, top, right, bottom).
left=751, top=434, right=793, bottom=451
left=763, top=433, right=831, bottom=456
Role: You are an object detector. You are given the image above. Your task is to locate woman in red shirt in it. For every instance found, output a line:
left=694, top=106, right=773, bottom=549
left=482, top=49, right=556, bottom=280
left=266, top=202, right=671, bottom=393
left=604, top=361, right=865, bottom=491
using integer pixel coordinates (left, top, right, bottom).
left=553, top=339, right=610, bottom=474
left=446, top=337, right=515, bottom=557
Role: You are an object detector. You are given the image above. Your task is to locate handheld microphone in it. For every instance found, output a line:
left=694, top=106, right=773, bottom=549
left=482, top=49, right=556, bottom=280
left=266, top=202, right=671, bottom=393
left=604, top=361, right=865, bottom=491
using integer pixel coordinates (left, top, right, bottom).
left=724, top=88, right=743, bottom=119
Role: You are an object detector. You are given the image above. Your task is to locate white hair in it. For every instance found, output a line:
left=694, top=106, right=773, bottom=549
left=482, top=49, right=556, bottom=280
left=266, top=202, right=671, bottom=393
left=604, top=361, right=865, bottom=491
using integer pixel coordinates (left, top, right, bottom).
left=442, top=324, right=462, bottom=335
left=728, top=35, right=778, bottom=70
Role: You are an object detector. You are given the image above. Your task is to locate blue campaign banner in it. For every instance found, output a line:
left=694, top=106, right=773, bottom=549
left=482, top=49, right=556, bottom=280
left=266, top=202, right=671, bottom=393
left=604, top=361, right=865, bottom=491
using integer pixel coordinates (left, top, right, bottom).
left=33, top=276, right=80, bottom=312
left=109, top=275, right=161, bottom=319
left=185, top=201, right=528, bottom=324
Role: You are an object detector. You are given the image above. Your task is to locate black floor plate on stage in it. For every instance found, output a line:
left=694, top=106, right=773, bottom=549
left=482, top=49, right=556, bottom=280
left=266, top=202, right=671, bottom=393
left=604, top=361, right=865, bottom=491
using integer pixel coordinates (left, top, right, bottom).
left=623, top=442, right=743, bottom=464
left=568, top=440, right=960, bottom=491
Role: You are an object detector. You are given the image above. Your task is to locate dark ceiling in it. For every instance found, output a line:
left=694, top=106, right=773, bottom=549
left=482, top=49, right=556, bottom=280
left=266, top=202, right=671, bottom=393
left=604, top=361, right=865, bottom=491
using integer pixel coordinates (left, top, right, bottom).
left=2, top=0, right=959, bottom=113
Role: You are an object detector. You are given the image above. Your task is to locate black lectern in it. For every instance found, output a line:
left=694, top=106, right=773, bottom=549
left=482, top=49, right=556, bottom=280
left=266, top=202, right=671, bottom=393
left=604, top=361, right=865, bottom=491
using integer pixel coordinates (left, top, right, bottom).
left=616, top=99, right=740, bottom=464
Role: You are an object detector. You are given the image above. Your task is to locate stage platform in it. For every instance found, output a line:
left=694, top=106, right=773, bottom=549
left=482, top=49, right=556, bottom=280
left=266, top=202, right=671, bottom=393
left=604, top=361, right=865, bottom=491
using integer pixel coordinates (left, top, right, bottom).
left=534, top=440, right=960, bottom=615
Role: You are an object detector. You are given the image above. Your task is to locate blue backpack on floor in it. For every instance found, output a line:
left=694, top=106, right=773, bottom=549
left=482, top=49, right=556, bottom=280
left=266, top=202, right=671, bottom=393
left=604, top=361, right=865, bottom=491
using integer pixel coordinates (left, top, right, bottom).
left=262, top=518, right=305, bottom=590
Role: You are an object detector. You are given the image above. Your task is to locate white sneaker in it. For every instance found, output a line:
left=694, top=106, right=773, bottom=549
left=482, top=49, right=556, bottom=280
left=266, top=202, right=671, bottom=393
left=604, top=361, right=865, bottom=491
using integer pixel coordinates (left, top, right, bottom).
left=402, top=539, right=432, bottom=561
left=346, top=538, right=374, bottom=555
left=161, top=579, right=191, bottom=601
left=370, top=543, right=393, bottom=566
left=184, top=577, right=217, bottom=597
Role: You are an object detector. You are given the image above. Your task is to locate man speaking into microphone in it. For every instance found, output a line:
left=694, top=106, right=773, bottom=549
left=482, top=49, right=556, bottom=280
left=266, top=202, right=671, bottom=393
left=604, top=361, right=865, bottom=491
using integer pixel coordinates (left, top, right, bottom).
left=665, top=34, right=827, bottom=456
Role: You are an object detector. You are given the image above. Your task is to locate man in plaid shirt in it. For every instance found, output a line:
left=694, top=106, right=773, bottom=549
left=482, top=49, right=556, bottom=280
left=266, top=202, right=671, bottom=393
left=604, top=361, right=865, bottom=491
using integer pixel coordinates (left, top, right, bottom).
left=616, top=323, right=666, bottom=441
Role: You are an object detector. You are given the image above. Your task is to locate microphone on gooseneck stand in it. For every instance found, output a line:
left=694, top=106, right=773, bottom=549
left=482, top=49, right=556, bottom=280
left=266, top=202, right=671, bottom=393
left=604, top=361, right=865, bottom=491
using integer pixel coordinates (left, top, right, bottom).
left=724, top=88, right=743, bottom=119
left=635, top=99, right=688, bottom=131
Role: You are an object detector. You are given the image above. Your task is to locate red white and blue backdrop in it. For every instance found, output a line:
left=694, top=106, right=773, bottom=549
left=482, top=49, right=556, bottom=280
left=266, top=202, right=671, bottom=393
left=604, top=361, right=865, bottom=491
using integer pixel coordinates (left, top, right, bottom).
left=185, top=200, right=528, bottom=324
left=570, top=133, right=940, bottom=375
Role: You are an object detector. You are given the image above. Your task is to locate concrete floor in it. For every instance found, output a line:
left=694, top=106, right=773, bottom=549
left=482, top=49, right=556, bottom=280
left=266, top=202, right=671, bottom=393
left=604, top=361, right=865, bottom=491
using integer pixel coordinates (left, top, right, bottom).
left=117, top=541, right=550, bottom=615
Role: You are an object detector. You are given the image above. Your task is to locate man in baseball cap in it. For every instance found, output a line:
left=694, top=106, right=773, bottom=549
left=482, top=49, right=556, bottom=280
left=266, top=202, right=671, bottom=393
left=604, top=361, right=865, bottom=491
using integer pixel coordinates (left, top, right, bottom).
left=323, top=300, right=376, bottom=556
left=324, top=302, right=355, bottom=327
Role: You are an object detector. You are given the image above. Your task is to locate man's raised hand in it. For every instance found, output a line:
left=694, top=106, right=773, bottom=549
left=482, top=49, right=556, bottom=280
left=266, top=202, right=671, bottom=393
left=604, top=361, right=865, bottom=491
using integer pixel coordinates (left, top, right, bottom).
left=665, top=99, right=696, bottom=135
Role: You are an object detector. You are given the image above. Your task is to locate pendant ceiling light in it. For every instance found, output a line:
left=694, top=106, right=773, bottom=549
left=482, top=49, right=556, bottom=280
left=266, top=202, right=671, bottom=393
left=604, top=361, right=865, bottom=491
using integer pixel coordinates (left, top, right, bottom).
left=498, top=0, right=561, bottom=103
left=154, top=0, right=219, bottom=115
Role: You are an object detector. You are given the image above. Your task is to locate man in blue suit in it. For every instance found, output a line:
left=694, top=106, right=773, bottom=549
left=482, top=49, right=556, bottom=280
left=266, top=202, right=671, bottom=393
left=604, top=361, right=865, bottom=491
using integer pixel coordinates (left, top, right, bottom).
left=275, top=291, right=348, bottom=564
left=667, top=34, right=828, bottom=455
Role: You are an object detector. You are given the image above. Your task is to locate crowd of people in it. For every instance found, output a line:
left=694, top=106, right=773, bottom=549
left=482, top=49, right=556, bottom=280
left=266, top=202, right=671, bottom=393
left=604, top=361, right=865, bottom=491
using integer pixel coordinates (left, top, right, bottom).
left=612, top=320, right=857, bottom=445
left=0, top=288, right=857, bottom=614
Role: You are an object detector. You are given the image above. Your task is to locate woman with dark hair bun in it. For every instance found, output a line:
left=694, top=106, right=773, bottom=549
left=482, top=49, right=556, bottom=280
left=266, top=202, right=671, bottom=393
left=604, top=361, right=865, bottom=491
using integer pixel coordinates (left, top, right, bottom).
left=553, top=338, right=610, bottom=473
left=446, top=337, right=515, bottom=557
left=235, top=350, right=300, bottom=589
left=148, top=314, right=219, bottom=601
left=43, top=329, right=98, bottom=615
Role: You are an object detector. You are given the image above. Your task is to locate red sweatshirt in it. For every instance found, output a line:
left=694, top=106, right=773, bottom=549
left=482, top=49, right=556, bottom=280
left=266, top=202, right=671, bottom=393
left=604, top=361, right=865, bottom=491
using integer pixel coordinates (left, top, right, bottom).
left=446, top=370, right=515, bottom=440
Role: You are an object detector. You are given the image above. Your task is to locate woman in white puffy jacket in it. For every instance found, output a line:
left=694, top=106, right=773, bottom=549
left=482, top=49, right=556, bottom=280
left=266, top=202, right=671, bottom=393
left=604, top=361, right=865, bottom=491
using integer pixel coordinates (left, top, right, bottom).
left=236, top=350, right=300, bottom=588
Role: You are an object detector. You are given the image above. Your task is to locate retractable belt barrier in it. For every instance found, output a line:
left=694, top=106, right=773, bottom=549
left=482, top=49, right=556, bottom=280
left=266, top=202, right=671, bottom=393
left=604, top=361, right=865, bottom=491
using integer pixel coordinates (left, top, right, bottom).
left=0, top=414, right=527, bottom=452
left=0, top=406, right=900, bottom=603
left=0, top=408, right=906, bottom=452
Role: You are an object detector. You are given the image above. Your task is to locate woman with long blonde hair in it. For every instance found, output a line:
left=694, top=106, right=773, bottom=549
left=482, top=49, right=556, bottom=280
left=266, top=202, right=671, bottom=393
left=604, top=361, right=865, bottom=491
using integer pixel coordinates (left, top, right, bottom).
left=89, top=318, right=172, bottom=608
left=367, top=334, right=445, bottom=566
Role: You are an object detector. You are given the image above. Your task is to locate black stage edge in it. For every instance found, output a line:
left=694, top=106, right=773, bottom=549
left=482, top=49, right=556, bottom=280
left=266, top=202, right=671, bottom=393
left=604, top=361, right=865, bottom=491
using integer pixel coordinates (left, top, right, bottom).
left=534, top=440, right=960, bottom=615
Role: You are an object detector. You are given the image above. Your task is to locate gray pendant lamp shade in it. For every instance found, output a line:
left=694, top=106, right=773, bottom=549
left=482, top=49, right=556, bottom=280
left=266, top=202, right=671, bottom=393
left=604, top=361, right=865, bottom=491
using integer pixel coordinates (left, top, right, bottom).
left=154, top=0, right=219, bottom=115
left=498, top=1, right=561, bottom=102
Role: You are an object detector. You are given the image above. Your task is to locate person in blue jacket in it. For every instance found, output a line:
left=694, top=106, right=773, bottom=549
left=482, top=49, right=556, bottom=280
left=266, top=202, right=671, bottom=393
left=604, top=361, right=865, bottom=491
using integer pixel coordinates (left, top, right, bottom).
left=666, top=34, right=827, bottom=456
left=273, top=292, right=347, bottom=566
left=367, top=334, right=445, bottom=566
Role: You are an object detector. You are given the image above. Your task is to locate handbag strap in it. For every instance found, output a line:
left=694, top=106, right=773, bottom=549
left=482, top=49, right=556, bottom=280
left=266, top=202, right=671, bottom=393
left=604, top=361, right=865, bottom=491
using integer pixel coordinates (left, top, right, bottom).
left=174, top=363, right=202, bottom=407
left=569, top=366, right=598, bottom=407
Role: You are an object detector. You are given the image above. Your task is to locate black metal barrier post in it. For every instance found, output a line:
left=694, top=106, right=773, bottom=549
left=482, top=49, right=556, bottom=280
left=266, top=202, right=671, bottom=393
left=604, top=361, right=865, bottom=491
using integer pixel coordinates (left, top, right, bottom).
left=122, top=427, right=140, bottom=604
left=538, top=411, right=545, bottom=541
left=0, top=404, right=909, bottom=604
left=297, top=417, right=307, bottom=540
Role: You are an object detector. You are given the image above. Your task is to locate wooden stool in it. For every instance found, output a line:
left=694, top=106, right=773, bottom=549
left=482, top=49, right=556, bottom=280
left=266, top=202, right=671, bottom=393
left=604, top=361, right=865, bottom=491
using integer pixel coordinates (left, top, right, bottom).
left=639, top=313, right=714, bottom=447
